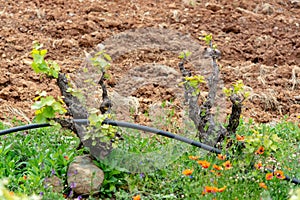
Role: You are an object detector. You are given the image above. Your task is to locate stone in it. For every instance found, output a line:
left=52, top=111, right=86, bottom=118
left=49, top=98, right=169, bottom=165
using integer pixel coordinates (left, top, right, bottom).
left=205, top=3, right=222, bottom=12
left=295, top=96, right=300, bottom=103
left=43, top=175, right=63, bottom=193
left=290, top=0, right=300, bottom=8
left=168, top=3, right=176, bottom=8
left=67, top=155, right=104, bottom=195
left=15, top=45, right=24, bottom=51
left=254, top=3, right=274, bottom=15
left=110, top=90, right=139, bottom=121
left=261, top=3, right=274, bottom=15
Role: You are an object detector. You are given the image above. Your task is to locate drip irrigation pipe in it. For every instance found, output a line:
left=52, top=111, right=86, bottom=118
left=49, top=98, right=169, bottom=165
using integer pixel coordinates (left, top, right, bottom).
left=103, top=119, right=223, bottom=154
left=0, top=119, right=299, bottom=185
left=0, top=123, right=50, bottom=136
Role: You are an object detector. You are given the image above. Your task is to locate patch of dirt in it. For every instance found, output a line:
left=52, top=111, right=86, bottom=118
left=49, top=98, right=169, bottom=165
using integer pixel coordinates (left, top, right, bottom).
left=0, top=0, right=299, bottom=124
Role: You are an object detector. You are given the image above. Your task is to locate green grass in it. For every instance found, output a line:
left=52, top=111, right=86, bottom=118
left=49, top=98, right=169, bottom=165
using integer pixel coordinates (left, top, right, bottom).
left=0, top=122, right=83, bottom=199
left=0, top=118, right=299, bottom=200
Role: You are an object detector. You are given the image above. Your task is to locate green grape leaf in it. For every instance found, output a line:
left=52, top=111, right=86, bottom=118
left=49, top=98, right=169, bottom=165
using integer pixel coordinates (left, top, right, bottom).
left=270, top=144, right=278, bottom=151
left=31, top=101, right=44, bottom=110
left=30, top=43, right=60, bottom=78
left=178, top=51, right=191, bottom=59
left=35, top=114, right=48, bottom=123
left=263, top=139, right=273, bottom=149
left=103, top=53, right=112, bottom=61
left=40, top=49, right=48, bottom=56
left=41, top=106, right=56, bottom=118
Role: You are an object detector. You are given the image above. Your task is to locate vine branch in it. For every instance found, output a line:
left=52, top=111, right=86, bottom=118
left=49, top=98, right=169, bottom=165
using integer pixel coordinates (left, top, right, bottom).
left=178, top=42, right=243, bottom=147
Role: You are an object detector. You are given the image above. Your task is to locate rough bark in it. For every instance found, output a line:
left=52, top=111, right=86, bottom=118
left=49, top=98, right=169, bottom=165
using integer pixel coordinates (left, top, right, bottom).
left=57, top=71, right=117, bottom=160
left=227, top=94, right=243, bottom=134
left=98, top=71, right=112, bottom=114
left=57, top=73, right=88, bottom=119
left=179, top=47, right=242, bottom=147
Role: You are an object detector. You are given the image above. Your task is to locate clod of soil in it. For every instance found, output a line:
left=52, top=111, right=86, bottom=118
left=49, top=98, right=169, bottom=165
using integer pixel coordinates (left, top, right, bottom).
left=0, top=0, right=299, bottom=124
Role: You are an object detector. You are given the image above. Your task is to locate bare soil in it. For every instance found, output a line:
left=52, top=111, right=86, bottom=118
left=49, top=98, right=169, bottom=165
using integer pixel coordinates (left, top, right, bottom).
left=0, top=0, right=300, bottom=124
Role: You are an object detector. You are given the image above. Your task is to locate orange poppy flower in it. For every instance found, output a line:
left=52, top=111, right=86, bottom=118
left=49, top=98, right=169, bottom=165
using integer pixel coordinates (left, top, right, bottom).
left=223, top=161, right=232, bottom=170
left=133, top=195, right=141, bottom=200
left=64, top=155, right=69, bottom=160
left=255, top=162, right=263, bottom=170
left=197, top=160, right=210, bottom=169
left=182, top=169, right=193, bottom=176
left=259, top=182, right=268, bottom=189
left=266, top=173, right=273, bottom=180
left=188, top=155, right=200, bottom=160
left=203, top=186, right=226, bottom=195
left=217, top=154, right=226, bottom=160
left=204, top=186, right=218, bottom=193
left=236, top=134, right=245, bottom=141
left=215, top=172, right=222, bottom=177
left=213, top=164, right=223, bottom=171
left=255, top=146, right=264, bottom=155
left=23, top=175, right=27, bottom=180
left=210, top=170, right=222, bottom=177
left=274, top=170, right=285, bottom=179
left=217, top=186, right=227, bottom=192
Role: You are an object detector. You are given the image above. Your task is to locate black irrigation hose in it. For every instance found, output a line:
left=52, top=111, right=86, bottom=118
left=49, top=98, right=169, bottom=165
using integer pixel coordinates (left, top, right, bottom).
left=0, top=119, right=299, bottom=185
left=266, top=168, right=300, bottom=185
left=59, top=119, right=224, bottom=154
left=0, top=123, right=50, bottom=136
left=102, top=119, right=223, bottom=154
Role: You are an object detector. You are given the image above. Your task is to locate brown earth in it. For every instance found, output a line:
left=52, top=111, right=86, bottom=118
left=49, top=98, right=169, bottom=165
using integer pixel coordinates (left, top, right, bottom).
left=0, top=0, right=300, bottom=125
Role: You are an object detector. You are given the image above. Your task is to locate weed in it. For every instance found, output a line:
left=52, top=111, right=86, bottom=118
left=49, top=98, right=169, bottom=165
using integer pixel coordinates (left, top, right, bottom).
left=0, top=122, right=82, bottom=199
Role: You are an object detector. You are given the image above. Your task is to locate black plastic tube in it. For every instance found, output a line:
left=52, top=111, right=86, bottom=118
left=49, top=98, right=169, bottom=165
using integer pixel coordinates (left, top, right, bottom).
left=102, top=119, right=223, bottom=154
left=0, top=119, right=299, bottom=185
left=0, top=119, right=222, bottom=154
left=266, top=168, right=300, bottom=185
left=0, top=123, right=50, bottom=136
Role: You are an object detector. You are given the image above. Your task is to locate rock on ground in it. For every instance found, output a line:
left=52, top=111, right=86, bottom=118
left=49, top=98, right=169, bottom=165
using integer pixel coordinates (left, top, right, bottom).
left=67, top=155, right=104, bottom=195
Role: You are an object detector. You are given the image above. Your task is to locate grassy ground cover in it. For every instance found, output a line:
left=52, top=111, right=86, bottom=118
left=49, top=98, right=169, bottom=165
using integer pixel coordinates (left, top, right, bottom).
left=0, top=118, right=299, bottom=199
